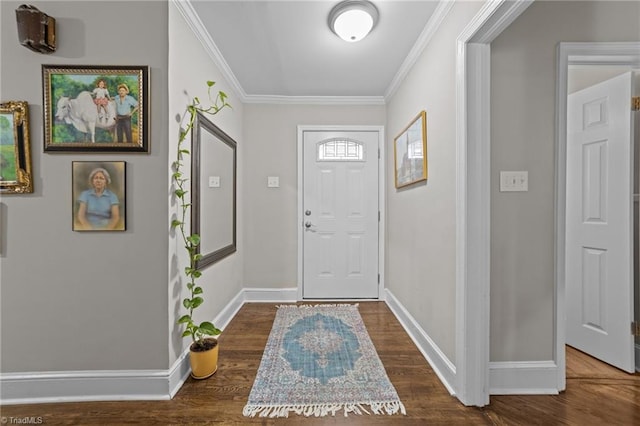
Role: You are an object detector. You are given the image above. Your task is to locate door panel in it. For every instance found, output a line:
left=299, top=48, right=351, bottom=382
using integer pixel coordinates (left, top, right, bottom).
left=303, top=131, right=379, bottom=299
left=566, top=72, right=635, bottom=372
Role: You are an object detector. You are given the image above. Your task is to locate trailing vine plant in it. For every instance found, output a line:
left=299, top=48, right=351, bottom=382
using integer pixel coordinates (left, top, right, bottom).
left=171, top=81, right=231, bottom=350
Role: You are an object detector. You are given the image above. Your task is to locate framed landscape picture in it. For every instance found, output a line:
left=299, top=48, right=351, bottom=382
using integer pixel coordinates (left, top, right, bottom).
left=393, top=110, right=427, bottom=188
left=43, top=65, right=149, bottom=152
left=0, top=101, right=33, bottom=194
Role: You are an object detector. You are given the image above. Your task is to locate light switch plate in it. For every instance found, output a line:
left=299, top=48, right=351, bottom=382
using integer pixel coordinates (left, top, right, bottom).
left=500, top=171, right=528, bottom=192
left=208, top=176, right=220, bottom=188
left=267, top=176, right=279, bottom=188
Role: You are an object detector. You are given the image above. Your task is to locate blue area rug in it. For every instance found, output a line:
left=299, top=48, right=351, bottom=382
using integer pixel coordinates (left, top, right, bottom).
left=243, top=304, right=406, bottom=418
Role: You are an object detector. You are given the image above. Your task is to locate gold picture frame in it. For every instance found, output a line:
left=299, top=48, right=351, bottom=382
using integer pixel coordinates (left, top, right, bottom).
left=42, top=65, right=149, bottom=152
left=393, top=110, right=427, bottom=188
left=0, top=101, right=33, bottom=194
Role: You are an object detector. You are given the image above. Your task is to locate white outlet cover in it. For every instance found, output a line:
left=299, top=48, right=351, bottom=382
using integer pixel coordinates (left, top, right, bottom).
left=267, top=176, right=279, bottom=188
left=208, top=176, right=220, bottom=188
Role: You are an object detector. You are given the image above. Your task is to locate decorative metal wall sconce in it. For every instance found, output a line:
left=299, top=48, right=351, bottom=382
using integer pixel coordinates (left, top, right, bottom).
left=15, top=4, right=56, bottom=53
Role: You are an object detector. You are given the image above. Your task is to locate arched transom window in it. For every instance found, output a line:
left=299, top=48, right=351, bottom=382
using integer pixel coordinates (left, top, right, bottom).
left=317, top=138, right=365, bottom=161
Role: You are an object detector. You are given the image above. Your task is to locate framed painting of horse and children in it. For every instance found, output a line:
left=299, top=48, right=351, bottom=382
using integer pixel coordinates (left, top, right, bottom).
left=42, top=65, right=149, bottom=152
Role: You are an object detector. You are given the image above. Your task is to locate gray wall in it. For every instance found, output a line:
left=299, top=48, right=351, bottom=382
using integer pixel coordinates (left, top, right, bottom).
left=168, top=2, right=245, bottom=366
left=491, top=0, right=640, bottom=361
left=3, top=0, right=637, bottom=382
left=385, top=1, right=484, bottom=363
left=0, top=1, right=169, bottom=371
left=242, top=104, right=385, bottom=288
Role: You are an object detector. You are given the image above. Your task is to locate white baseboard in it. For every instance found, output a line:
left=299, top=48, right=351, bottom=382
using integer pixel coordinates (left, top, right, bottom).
left=0, top=369, right=174, bottom=405
left=167, top=288, right=247, bottom=399
left=384, top=289, right=457, bottom=395
left=384, top=290, right=560, bottom=396
left=1, top=288, right=247, bottom=406
left=489, top=361, right=559, bottom=395
left=0, top=286, right=566, bottom=404
left=242, top=287, right=298, bottom=302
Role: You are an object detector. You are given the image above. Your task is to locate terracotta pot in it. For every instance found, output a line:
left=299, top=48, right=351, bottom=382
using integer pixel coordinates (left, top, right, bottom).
left=189, top=338, right=219, bottom=379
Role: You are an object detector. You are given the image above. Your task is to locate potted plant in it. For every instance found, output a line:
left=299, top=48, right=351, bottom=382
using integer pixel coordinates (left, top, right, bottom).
left=171, top=81, right=231, bottom=379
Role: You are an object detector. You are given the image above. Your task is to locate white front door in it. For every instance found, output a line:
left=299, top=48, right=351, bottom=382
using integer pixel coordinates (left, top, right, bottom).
left=566, top=71, right=635, bottom=372
left=302, top=130, right=380, bottom=299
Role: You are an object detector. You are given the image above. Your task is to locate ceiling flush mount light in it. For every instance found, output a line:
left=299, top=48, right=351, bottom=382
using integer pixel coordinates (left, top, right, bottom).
left=329, top=0, right=379, bottom=43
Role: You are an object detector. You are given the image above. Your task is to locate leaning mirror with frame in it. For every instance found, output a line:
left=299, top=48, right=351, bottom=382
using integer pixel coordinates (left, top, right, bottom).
left=191, top=111, right=237, bottom=269
left=0, top=101, right=33, bottom=194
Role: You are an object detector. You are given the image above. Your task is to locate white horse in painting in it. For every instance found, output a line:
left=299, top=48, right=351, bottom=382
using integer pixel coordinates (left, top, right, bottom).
left=55, top=91, right=116, bottom=143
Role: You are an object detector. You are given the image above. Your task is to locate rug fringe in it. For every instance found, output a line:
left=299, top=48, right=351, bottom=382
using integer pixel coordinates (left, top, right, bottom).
left=243, top=401, right=406, bottom=418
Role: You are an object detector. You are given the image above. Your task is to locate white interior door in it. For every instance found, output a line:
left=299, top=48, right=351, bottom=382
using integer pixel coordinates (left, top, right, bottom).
left=302, top=130, right=379, bottom=299
left=566, top=71, right=635, bottom=372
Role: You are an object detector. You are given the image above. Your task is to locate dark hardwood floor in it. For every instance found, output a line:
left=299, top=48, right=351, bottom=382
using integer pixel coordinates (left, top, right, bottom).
left=1, top=302, right=638, bottom=425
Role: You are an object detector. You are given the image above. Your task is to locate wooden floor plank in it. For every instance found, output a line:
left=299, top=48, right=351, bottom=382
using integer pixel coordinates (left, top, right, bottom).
left=1, top=302, right=637, bottom=425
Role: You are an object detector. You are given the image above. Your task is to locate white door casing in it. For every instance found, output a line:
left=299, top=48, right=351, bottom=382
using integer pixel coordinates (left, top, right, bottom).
left=455, top=0, right=534, bottom=406
left=565, top=72, right=635, bottom=372
left=297, top=126, right=384, bottom=301
left=301, top=130, right=380, bottom=299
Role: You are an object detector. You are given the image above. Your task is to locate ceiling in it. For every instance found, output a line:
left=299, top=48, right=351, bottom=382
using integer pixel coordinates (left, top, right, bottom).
left=186, top=0, right=445, bottom=102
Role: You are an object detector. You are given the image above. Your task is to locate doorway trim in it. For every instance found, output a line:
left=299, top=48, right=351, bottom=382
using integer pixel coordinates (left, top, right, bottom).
left=296, top=125, right=386, bottom=301
left=554, top=41, right=640, bottom=390
left=455, top=0, right=533, bottom=406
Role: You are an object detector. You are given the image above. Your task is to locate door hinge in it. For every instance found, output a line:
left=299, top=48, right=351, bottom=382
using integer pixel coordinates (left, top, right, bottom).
left=378, top=211, right=381, bottom=222
left=378, top=148, right=381, bottom=159
left=632, top=321, right=640, bottom=337
left=377, top=274, right=380, bottom=284
left=633, top=96, right=640, bottom=111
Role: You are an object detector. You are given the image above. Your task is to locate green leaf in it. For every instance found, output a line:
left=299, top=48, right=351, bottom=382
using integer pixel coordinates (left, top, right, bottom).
left=182, top=298, right=191, bottom=309
left=174, top=189, right=186, bottom=198
left=182, top=330, right=192, bottom=338
left=179, top=149, right=190, bottom=155
left=171, top=219, right=182, bottom=228
left=187, top=234, right=201, bottom=246
left=199, top=321, right=222, bottom=336
left=194, top=253, right=203, bottom=261
left=178, top=315, right=191, bottom=324
left=191, top=297, right=204, bottom=309
left=192, top=270, right=202, bottom=279
left=193, top=286, right=203, bottom=295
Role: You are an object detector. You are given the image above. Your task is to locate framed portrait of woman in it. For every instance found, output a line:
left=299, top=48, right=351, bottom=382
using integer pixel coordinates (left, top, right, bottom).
left=72, top=161, right=126, bottom=231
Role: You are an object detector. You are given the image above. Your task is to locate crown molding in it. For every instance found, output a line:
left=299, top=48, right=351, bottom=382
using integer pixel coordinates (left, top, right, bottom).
left=243, top=94, right=386, bottom=106
left=172, top=0, right=247, bottom=101
left=384, top=0, right=456, bottom=102
left=175, top=0, right=453, bottom=106
left=175, top=0, right=388, bottom=106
